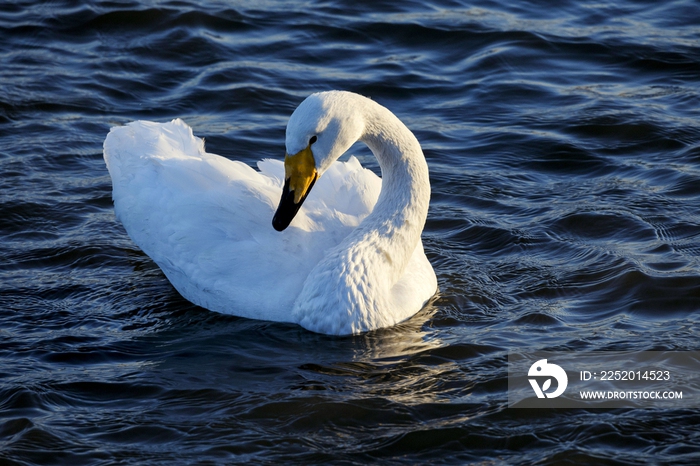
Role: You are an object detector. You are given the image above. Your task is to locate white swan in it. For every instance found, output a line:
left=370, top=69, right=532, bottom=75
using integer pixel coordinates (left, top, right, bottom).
left=104, top=91, right=437, bottom=335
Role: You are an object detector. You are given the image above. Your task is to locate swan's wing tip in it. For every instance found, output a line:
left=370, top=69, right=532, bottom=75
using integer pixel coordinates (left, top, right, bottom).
left=257, top=158, right=284, bottom=181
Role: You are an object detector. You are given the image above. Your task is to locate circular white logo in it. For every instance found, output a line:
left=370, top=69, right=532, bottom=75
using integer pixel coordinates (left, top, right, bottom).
left=528, top=359, right=568, bottom=399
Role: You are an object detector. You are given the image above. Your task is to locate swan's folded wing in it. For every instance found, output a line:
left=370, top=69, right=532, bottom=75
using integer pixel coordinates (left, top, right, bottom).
left=104, top=120, right=381, bottom=322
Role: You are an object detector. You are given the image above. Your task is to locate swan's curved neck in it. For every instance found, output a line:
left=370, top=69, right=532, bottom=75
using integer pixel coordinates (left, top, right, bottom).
left=362, top=102, right=429, bottom=215
left=293, top=96, right=431, bottom=334
left=353, top=100, right=430, bottom=282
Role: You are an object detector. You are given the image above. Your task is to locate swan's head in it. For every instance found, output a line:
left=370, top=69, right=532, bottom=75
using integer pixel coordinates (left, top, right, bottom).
left=273, top=91, right=366, bottom=231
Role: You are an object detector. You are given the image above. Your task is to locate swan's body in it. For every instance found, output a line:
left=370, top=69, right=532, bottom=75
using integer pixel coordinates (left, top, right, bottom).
left=104, top=91, right=436, bottom=335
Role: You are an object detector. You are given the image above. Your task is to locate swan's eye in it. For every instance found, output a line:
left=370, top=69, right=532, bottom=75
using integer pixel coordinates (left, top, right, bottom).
left=309, top=135, right=318, bottom=145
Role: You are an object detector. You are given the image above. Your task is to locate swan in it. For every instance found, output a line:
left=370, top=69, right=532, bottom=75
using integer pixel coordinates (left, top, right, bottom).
left=104, top=90, right=437, bottom=335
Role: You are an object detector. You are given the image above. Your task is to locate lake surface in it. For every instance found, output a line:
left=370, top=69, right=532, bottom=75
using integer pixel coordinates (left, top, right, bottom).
left=2, top=0, right=700, bottom=464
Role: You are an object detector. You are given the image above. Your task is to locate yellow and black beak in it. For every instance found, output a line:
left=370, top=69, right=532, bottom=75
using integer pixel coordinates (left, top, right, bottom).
left=272, top=144, right=319, bottom=231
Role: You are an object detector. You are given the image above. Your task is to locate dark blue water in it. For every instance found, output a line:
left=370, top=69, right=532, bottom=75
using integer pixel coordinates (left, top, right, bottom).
left=2, top=0, right=700, bottom=464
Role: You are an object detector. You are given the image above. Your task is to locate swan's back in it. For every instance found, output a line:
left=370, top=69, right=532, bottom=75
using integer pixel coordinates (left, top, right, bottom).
left=104, top=119, right=381, bottom=322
